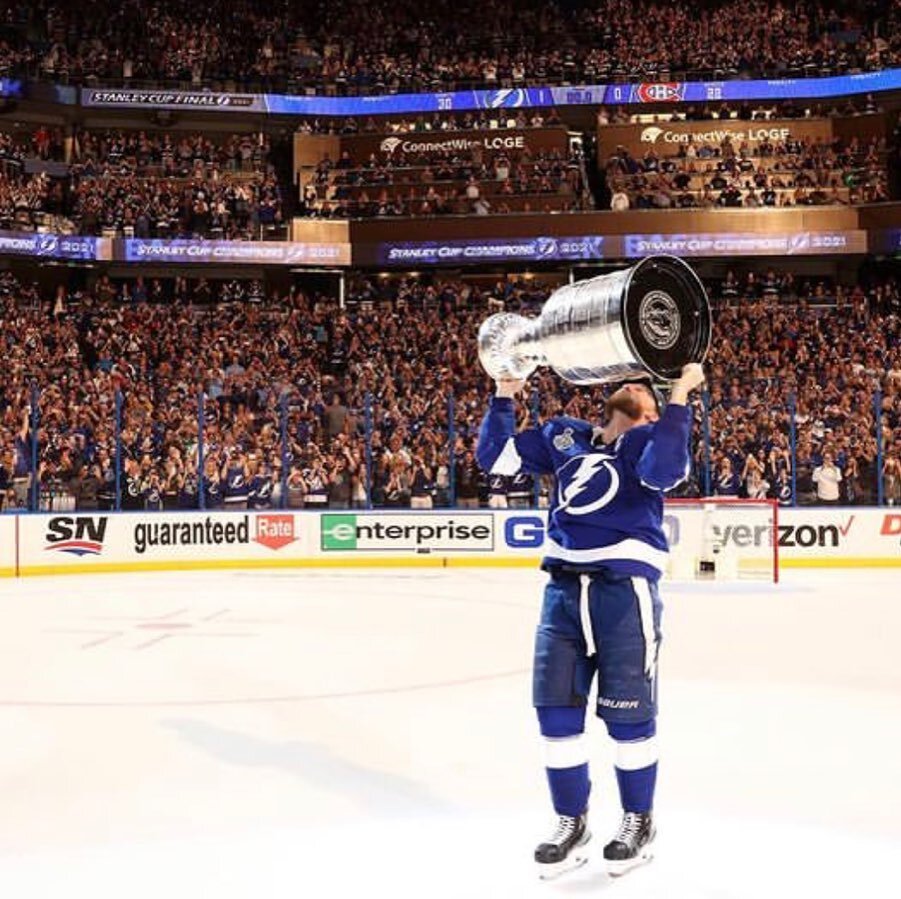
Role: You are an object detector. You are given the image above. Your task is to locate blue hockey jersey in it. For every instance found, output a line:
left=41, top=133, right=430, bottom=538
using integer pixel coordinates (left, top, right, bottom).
left=476, top=397, right=692, bottom=579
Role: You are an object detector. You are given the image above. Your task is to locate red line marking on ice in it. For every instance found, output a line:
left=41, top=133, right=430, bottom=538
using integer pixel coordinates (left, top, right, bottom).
left=136, top=623, right=193, bottom=630
left=134, top=633, right=174, bottom=651
left=45, top=628, right=125, bottom=649
left=179, top=632, right=257, bottom=638
left=202, top=609, right=229, bottom=622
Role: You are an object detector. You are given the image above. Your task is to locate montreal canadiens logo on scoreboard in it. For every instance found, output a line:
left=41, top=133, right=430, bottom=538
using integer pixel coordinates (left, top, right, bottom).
left=634, top=83, right=685, bottom=103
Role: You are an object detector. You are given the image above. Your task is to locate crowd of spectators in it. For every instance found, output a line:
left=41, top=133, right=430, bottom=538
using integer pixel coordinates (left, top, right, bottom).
left=604, top=134, right=889, bottom=210
left=1, top=265, right=900, bottom=512
left=1, top=0, right=899, bottom=92
left=702, top=274, right=901, bottom=505
left=0, top=127, right=286, bottom=238
left=0, top=104, right=896, bottom=231
left=301, top=146, right=588, bottom=218
left=296, top=108, right=564, bottom=136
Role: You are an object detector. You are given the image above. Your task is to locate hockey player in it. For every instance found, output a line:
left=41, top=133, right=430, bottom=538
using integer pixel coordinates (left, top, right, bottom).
left=477, top=363, right=705, bottom=878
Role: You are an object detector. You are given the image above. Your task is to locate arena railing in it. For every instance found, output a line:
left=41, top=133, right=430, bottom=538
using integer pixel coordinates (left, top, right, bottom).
left=4, top=384, right=895, bottom=514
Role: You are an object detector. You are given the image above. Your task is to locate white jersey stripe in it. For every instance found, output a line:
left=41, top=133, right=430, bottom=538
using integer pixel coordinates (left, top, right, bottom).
left=544, top=537, right=668, bottom=574
left=579, top=579, right=597, bottom=658
left=631, top=576, right=658, bottom=680
left=490, top=437, right=522, bottom=476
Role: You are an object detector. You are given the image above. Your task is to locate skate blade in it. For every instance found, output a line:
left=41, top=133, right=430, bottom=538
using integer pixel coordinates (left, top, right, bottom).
left=606, top=846, right=654, bottom=878
left=536, top=836, right=592, bottom=881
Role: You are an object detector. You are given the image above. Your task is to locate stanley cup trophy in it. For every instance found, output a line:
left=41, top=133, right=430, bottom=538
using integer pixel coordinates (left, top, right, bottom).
left=478, top=255, right=711, bottom=385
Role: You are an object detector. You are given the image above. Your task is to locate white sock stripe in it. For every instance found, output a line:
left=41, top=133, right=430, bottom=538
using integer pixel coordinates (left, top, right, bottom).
left=543, top=734, right=588, bottom=769
left=615, top=736, right=659, bottom=771
left=490, top=438, right=522, bottom=475
left=631, top=577, right=658, bottom=679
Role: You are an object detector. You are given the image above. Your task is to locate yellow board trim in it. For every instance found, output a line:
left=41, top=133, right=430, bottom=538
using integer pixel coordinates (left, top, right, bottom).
left=780, top=558, right=901, bottom=569
left=16, top=557, right=452, bottom=577
left=6, top=555, right=901, bottom=578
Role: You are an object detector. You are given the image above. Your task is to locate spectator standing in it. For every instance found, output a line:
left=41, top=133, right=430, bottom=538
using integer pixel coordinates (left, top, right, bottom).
left=12, top=407, right=32, bottom=508
left=324, top=393, right=348, bottom=439
left=812, top=453, right=843, bottom=503
left=455, top=451, right=482, bottom=509
left=410, top=457, right=434, bottom=509
left=714, top=458, right=741, bottom=496
left=884, top=456, right=901, bottom=506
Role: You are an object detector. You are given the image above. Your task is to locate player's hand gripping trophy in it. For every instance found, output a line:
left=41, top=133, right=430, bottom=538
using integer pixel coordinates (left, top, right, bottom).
left=475, top=255, right=710, bottom=880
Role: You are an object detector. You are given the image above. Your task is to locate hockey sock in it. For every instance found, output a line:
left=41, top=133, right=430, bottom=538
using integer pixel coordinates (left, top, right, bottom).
left=537, top=706, right=590, bottom=817
left=607, top=719, right=658, bottom=814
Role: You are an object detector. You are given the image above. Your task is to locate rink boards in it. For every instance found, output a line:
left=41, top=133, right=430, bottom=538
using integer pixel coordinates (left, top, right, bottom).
left=1, top=507, right=900, bottom=577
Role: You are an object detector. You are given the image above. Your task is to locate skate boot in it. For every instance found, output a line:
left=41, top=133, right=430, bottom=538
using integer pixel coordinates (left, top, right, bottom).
left=603, top=812, right=655, bottom=876
left=534, top=813, right=591, bottom=880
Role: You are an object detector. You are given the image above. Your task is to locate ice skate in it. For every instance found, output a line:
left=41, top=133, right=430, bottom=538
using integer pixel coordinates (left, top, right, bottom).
left=603, top=811, right=655, bottom=876
left=534, top=813, right=591, bottom=879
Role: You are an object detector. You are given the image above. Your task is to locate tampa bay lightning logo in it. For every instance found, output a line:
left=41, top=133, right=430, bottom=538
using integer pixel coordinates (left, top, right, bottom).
left=37, top=234, right=59, bottom=256
left=482, top=88, right=527, bottom=109
left=535, top=237, right=558, bottom=259
left=787, top=232, right=811, bottom=254
left=556, top=453, right=620, bottom=516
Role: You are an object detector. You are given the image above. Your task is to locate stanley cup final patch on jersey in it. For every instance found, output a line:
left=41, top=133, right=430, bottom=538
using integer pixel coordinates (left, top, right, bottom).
left=553, top=427, right=575, bottom=451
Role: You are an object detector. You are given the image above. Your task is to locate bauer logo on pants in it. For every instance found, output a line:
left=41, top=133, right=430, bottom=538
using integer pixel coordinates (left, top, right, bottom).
left=320, top=514, right=494, bottom=552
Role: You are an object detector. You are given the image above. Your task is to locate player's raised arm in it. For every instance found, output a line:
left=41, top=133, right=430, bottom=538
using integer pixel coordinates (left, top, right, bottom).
left=636, top=364, right=706, bottom=492
left=476, top=378, right=554, bottom=476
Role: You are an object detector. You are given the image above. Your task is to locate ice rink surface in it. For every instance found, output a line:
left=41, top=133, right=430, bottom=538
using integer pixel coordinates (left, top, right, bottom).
left=0, top=566, right=898, bottom=899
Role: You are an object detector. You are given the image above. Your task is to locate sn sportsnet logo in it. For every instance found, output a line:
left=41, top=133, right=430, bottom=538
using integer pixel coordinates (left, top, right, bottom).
left=45, top=516, right=108, bottom=557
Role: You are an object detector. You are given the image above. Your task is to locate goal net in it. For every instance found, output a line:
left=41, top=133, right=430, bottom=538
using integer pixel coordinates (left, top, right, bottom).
left=664, top=498, right=779, bottom=583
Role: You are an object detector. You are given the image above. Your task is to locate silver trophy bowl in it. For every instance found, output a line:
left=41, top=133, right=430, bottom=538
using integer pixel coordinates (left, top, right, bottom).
left=477, top=254, right=711, bottom=384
